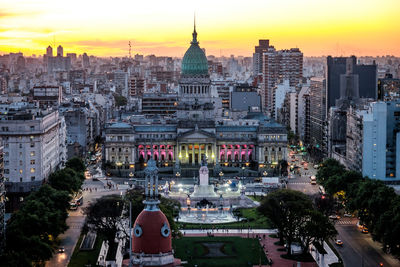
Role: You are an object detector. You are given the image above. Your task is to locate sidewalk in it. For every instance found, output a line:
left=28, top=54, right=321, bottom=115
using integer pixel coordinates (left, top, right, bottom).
left=310, top=242, right=339, bottom=267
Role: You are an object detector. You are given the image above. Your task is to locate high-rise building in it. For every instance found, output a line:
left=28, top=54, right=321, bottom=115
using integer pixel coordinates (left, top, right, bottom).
left=57, top=45, right=63, bottom=57
left=326, top=56, right=377, bottom=116
left=82, top=53, right=90, bottom=68
left=262, top=47, right=303, bottom=114
left=308, top=77, right=326, bottom=157
left=253, top=40, right=270, bottom=75
left=46, top=45, right=53, bottom=57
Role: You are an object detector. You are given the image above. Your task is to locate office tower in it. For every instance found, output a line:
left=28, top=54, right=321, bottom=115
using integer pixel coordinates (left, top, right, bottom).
left=57, top=45, right=63, bottom=57
left=46, top=45, right=53, bottom=57
left=253, top=40, right=270, bottom=75
left=326, top=56, right=377, bottom=115
left=82, top=53, right=90, bottom=68
left=308, top=77, right=326, bottom=157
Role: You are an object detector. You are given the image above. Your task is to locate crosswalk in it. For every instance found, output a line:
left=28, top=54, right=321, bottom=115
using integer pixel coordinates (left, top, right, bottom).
left=336, top=220, right=357, bottom=225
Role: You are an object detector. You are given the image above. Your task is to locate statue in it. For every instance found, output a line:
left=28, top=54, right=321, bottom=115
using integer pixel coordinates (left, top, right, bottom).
left=201, top=155, right=208, bottom=166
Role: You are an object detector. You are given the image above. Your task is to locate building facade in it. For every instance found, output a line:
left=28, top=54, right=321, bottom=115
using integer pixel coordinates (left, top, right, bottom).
left=104, top=27, right=287, bottom=178
left=0, top=107, right=66, bottom=193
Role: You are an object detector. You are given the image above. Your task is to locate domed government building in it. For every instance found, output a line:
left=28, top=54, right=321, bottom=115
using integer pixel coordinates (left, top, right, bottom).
left=104, top=23, right=288, bottom=178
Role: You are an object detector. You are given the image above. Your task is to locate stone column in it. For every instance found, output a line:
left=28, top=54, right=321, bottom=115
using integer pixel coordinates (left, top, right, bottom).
left=224, top=145, right=228, bottom=161
left=158, top=145, right=161, bottom=162
left=245, top=147, right=249, bottom=161
left=185, top=144, right=188, bottom=164
left=144, top=146, right=148, bottom=162
left=205, top=143, right=208, bottom=160
left=199, top=143, right=202, bottom=162
left=215, top=144, right=219, bottom=164
left=192, top=144, right=195, bottom=165
left=239, top=145, right=242, bottom=162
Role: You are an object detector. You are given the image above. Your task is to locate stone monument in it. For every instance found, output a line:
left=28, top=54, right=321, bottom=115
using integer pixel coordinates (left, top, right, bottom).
left=191, top=156, right=218, bottom=198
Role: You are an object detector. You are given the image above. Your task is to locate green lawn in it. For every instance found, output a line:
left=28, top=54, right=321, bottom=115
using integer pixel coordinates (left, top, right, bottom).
left=173, top=236, right=268, bottom=267
left=68, top=232, right=104, bottom=267
left=178, top=208, right=272, bottom=229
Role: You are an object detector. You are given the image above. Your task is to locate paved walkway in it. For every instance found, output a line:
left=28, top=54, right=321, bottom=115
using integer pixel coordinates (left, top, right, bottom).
left=182, top=230, right=318, bottom=267
left=310, top=242, right=339, bottom=267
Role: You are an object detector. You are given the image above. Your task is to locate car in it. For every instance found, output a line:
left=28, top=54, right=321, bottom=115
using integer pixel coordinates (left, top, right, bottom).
left=304, top=167, right=308, bottom=170
left=335, top=240, right=343, bottom=246
left=58, top=247, right=65, bottom=253
left=313, top=165, right=319, bottom=169
left=310, top=180, right=317, bottom=185
left=329, top=215, right=340, bottom=220
left=361, top=228, right=369, bottom=234
left=343, top=213, right=352, bottom=217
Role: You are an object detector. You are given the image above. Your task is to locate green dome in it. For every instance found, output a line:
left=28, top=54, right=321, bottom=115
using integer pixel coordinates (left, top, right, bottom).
left=181, top=29, right=208, bottom=75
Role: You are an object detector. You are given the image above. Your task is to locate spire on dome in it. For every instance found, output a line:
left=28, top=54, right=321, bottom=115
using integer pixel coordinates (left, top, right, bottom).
left=144, top=142, right=160, bottom=210
left=192, top=13, right=198, bottom=44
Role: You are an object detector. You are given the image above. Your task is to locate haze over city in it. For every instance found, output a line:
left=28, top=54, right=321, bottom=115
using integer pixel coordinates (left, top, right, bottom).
left=1, top=0, right=400, bottom=57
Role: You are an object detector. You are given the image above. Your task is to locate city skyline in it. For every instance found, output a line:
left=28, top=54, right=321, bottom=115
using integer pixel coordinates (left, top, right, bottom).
left=1, top=0, right=400, bottom=57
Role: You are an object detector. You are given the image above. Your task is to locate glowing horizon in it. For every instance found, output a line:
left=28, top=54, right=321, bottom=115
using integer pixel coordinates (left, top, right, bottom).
left=1, top=0, right=399, bottom=58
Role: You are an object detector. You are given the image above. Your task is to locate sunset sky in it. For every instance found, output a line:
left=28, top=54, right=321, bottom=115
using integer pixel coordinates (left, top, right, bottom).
left=1, top=0, right=399, bottom=57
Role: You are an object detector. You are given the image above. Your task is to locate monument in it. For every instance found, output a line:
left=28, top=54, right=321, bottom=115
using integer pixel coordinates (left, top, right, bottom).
left=191, top=156, right=218, bottom=198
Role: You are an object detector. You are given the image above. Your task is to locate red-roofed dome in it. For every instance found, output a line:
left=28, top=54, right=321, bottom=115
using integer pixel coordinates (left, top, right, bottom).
left=132, top=209, right=172, bottom=254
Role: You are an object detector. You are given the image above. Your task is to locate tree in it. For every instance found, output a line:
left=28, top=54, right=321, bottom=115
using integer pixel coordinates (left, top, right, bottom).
left=48, top=168, right=83, bottom=194
left=279, top=159, right=289, bottom=176
left=65, top=157, right=86, bottom=173
left=5, top=185, right=70, bottom=265
left=316, top=158, right=346, bottom=186
left=85, top=195, right=125, bottom=243
left=114, top=94, right=127, bottom=107
left=298, top=210, right=337, bottom=254
left=258, top=189, right=313, bottom=254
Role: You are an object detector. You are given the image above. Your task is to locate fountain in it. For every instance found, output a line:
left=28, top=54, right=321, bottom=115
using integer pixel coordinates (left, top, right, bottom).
left=167, top=156, right=257, bottom=224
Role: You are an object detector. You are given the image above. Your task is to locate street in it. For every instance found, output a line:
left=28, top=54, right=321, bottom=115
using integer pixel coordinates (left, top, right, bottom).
left=335, top=223, right=399, bottom=267
left=46, top=166, right=125, bottom=267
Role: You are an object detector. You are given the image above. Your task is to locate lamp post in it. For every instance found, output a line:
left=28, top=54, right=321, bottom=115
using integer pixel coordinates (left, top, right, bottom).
left=219, top=171, right=224, bottom=182
left=263, top=171, right=268, bottom=177
left=241, top=166, right=245, bottom=180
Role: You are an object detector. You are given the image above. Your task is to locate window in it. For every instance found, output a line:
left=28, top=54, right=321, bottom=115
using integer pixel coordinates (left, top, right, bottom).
left=30, top=168, right=35, bottom=173
left=19, top=169, right=23, bottom=174
left=118, top=148, right=122, bottom=152
left=118, top=136, right=122, bottom=141
left=19, top=144, right=22, bottom=149
left=4, top=169, right=9, bottom=174
left=30, top=126, right=34, bottom=130
left=30, top=135, right=34, bottom=140
left=20, top=177, right=22, bottom=182
left=20, top=160, right=23, bottom=166
left=31, top=176, right=35, bottom=181
left=5, top=160, right=9, bottom=165
left=30, top=142, right=35, bottom=147
left=31, top=151, right=35, bottom=156
left=30, top=160, right=35, bottom=165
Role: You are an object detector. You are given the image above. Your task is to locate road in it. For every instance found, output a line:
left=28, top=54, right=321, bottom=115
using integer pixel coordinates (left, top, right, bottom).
left=287, top=151, right=319, bottom=196
left=335, top=222, right=399, bottom=267
left=46, top=167, right=124, bottom=267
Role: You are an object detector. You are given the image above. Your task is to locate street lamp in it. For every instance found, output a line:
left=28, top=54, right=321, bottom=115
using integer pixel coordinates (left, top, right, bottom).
left=242, top=166, right=245, bottom=180
left=129, top=172, right=134, bottom=178
left=219, top=171, right=224, bottom=181
left=175, top=172, right=181, bottom=179
left=263, top=171, right=268, bottom=177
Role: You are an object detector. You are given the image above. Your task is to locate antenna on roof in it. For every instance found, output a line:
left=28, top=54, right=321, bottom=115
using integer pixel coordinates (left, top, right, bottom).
left=129, top=41, right=132, bottom=59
